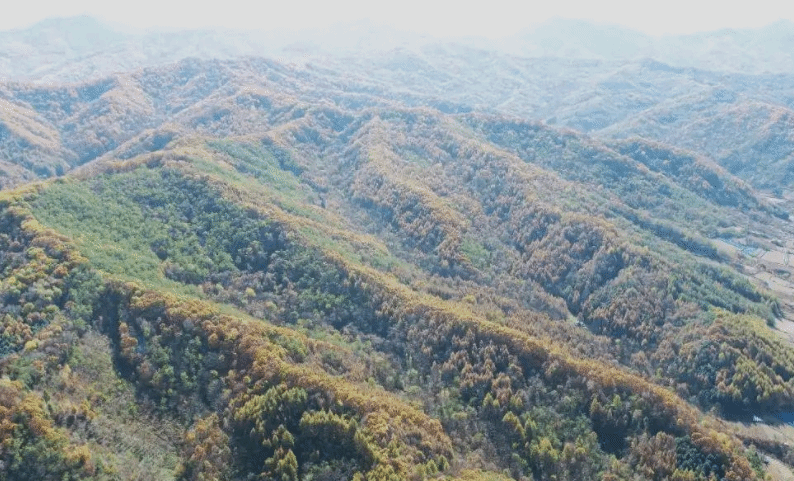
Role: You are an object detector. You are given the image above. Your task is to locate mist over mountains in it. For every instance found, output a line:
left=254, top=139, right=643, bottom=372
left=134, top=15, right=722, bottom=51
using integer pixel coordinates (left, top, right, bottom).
left=3, top=15, right=794, bottom=84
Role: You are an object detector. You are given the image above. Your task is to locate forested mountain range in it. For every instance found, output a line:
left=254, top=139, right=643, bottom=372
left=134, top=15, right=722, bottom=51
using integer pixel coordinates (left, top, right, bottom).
left=2, top=16, right=794, bottom=481
left=4, top=16, right=794, bottom=194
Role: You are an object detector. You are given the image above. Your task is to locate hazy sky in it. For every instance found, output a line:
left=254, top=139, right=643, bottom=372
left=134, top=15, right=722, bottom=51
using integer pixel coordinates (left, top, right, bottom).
left=1, top=0, right=793, bottom=36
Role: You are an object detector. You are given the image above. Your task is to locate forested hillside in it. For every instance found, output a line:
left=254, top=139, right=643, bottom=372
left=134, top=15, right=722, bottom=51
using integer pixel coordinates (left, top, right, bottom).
left=2, top=17, right=794, bottom=481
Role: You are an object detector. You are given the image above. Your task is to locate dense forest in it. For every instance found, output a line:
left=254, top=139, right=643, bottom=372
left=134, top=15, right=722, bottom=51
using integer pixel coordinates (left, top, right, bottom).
left=2, top=17, right=794, bottom=481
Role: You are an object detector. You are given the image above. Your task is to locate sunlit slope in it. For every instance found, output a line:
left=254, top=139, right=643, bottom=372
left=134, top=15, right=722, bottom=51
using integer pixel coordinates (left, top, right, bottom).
left=2, top=165, right=454, bottom=480
left=0, top=125, right=787, bottom=479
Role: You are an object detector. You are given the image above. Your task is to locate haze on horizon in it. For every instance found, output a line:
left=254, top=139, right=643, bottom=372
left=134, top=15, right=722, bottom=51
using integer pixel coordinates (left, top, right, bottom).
left=2, top=0, right=794, bottom=38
